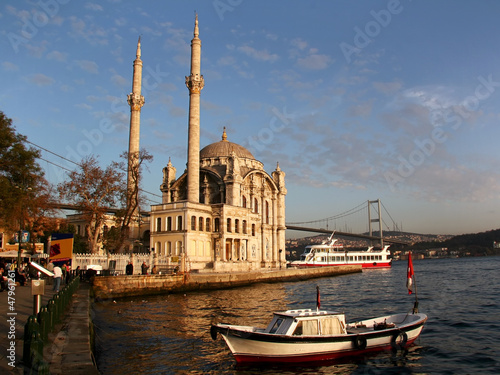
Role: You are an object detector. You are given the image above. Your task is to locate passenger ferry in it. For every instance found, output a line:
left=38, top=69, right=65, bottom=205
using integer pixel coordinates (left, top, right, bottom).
left=289, top=234, right=392, bottom=269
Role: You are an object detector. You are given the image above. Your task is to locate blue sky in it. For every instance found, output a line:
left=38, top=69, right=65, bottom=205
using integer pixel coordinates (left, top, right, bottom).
left=2, top=0, right=500, bottom=236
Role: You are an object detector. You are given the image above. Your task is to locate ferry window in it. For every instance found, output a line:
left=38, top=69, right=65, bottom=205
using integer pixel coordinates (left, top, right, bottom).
left=269, top=318, right=284, bottom=334
left=302, top=319, right=319, bottom=335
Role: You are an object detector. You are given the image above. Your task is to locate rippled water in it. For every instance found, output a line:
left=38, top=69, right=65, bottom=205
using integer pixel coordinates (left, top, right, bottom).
left=93, top=257, right=500, bottom=374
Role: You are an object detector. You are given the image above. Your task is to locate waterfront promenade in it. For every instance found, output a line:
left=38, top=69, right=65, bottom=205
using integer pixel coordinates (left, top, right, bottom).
left=1, top=265, right=361, bottom=374
left=0, top=278, right=98, bottom=374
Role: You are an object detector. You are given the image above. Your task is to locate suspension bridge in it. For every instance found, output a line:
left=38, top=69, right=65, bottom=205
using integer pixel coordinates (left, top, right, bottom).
left=285, top=199, right=409, bottom=245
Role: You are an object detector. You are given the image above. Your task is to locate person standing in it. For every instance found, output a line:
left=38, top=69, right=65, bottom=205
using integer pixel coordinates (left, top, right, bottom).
left=141, top=261, right=148, bottom=275
left=53, top=264, right=62, bottom=292
left=125, top=261, right=134, bottom=275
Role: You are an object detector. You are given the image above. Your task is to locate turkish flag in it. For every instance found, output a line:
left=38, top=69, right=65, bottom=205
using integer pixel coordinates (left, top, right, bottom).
left=407, top=252, right=415, bottom=295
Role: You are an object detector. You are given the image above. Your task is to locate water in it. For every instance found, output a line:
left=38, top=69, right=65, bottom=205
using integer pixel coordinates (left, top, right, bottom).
left=93, top=257, right=500, bottom=374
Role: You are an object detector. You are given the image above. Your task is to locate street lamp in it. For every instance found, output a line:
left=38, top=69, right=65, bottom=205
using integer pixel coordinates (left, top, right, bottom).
left=15, top=185, right=32, bottom=267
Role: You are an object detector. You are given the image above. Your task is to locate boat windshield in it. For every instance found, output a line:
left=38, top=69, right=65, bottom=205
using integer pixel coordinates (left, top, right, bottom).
left=269, top=318, right=284, bottom=334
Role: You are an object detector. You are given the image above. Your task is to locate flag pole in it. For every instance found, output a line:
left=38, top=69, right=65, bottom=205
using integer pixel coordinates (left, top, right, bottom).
left=407, top=251, right=419, bottom=313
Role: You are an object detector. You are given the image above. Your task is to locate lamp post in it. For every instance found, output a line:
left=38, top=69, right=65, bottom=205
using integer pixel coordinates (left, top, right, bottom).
left=15, top=185, right=32, bottom=267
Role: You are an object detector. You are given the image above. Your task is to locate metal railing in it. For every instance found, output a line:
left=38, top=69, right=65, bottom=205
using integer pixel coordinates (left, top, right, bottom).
left=23, top=275, right=80, bottom=374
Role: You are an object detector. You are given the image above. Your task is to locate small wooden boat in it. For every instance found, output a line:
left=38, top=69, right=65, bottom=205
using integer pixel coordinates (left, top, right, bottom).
left=211, top=252, right=425, bottom=364
left=210, top=307, right=427, bottom=364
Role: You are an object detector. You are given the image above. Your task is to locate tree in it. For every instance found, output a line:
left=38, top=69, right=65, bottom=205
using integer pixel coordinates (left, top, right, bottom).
left=105, top=149, right=153, bottom=253
left=0, top=111, right=57, bottom=248
left=57, top=156, right=123, bottom=254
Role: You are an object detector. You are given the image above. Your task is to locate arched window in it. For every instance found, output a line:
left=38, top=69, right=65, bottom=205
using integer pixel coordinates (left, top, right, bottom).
left=227, top=218, right=232, bottom=232
left=156, top=217, right=162, bottom=231
left=235, top=219, right=239, bottom=233
left=206, top=218, right=211, bottom=232
left=175, top=241, right=182, bottom=255
left=243, top=220, right=247, bottom=234
left=167, top=217, right=172, bottom=231
left=199, top=217, right=204, bottom=231
left=265, top=201, right=270, bottom=224
left=254, top=198, right=259, bottom=213
left=242, top=195, right=247, bottom=208
left=252, top=224, right=256, bottom=236
left=214, top=218, right=220, bottom=232
left=177, top=216, right=183, bottom=231
left=167, top=241, right=172, bottom=256
left=191, top=216, right=196, bottom=231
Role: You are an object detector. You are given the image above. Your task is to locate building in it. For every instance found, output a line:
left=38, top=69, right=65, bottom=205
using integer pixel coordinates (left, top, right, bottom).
left=148, top=16, right=287, bottom=272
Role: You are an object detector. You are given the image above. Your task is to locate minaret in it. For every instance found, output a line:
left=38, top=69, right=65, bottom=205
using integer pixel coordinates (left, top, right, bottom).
left=127, top=37, right=145, bottom=216
left=185, top=14, right=204, bottom=203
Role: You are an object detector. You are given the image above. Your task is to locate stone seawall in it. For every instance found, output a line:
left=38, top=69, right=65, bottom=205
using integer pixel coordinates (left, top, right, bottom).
left=92, top=265, right=362, bottom=300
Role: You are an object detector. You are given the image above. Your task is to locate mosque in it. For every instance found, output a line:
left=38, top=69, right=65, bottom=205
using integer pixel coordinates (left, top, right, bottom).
left=128, top=16, right=287, bottom=272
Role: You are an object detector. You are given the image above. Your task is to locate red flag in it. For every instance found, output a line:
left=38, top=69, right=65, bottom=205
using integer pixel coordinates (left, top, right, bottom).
left=407, top=252, right=415, bottom=295
left=316, top=286, right=321, bottom=310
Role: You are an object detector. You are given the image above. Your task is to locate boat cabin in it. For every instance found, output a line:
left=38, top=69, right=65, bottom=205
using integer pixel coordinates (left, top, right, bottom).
left=264, top=309, right=347, bottom=336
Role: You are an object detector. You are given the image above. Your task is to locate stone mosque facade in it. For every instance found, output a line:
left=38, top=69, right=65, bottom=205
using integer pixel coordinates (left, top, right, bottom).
left=144, top=16, right=287, bottom=272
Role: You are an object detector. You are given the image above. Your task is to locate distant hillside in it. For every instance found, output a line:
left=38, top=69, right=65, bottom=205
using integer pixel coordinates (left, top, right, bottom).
left=286, top=229, right=500, bottom=259
left=409, top=228, right=500, bottom=257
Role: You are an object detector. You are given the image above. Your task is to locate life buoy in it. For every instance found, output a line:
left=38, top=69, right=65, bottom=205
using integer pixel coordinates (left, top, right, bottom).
left=390, top=331, right=408, bottom=350
left=353, top=335, right=367, bottom=350
left=210, top=325, right=218, bottom=340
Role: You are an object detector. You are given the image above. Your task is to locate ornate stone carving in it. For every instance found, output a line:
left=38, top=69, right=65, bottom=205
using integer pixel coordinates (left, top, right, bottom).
left=127, top=93, right=145, bottom=111
left=185, top=74, right=205, bottom=94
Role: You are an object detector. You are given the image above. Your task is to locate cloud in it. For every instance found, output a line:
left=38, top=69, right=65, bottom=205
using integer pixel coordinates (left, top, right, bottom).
left=27, top=73, right=55, bottom=86
left=237, top=45, right=278, bottom=62
left=111, top=74, right=127, bottom=87
left=85, top=2, right=104, bottom=11
left=75, top=103, right=92, bottom=110
left=2, top=62, right=19, bottom=71
left=75, top=60, right=99, bottom=74
left=373, top=81, right=402, bottom=94
left=46, top=50, right=68, bottom=62
left=296, top=53, right=331, bottom=70
left=290, top=38, right=308, bottom=50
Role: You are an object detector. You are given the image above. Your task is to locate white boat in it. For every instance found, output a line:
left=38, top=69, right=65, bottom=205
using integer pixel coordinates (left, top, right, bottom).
left=290, top=233, right=392, bottom=269
left=211, top=253, right=424, bottom=364
left=211, top=307, right=427, bottom=364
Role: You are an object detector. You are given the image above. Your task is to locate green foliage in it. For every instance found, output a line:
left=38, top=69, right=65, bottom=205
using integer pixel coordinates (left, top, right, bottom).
left=0, top=111, right=55, bottom=236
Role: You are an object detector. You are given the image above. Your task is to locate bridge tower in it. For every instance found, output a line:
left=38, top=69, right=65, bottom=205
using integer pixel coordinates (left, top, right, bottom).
left=368, top=199, right=383, bottom=247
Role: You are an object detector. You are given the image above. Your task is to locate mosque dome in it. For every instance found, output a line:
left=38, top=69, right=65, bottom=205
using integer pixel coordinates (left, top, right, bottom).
left=200, top=128, right=255, bottom=160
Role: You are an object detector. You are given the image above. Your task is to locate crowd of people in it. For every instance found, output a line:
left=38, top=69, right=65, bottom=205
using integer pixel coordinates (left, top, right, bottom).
left=0, top=259, right=30, bottom=291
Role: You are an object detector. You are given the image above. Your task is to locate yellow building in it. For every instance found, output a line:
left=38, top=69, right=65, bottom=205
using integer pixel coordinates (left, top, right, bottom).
left=148, top=16, right=287, bottom=272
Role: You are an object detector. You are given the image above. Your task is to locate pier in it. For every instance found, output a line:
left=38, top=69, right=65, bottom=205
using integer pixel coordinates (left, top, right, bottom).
left=92, top=265, right=362, bottom=300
